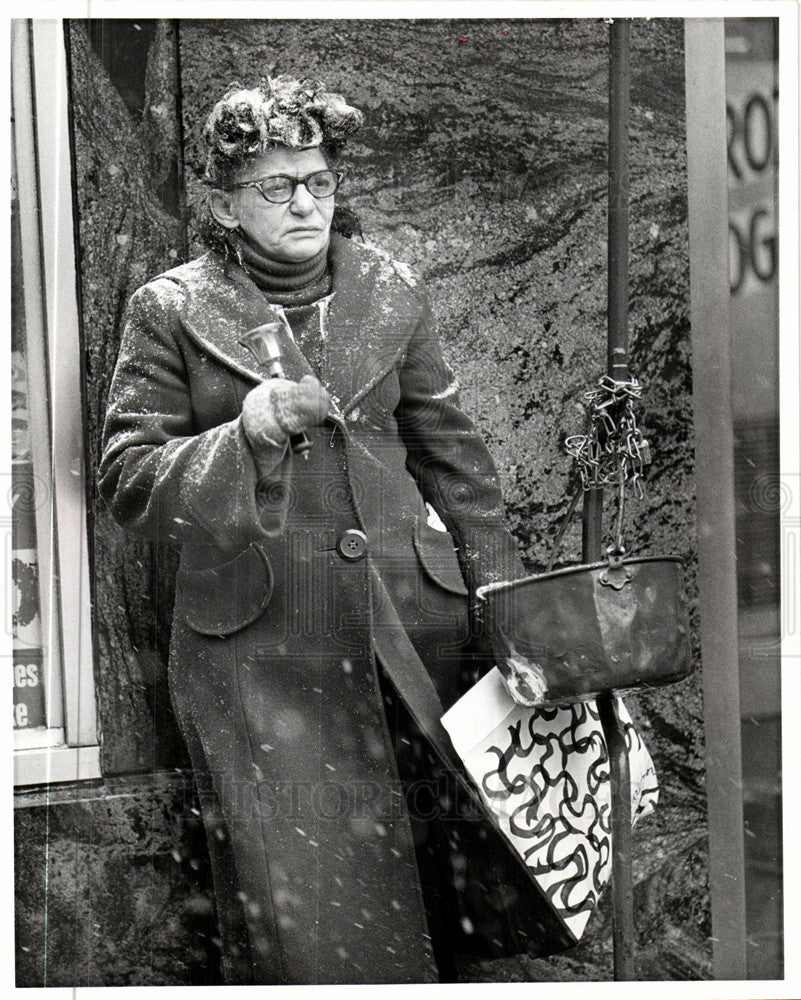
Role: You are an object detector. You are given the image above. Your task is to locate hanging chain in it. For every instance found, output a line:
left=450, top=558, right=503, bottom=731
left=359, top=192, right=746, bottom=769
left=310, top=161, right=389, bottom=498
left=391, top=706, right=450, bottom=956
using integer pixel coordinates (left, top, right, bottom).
left=546, top=375, right=652, bottom=569
left=563, top=374, right=651, bottom=550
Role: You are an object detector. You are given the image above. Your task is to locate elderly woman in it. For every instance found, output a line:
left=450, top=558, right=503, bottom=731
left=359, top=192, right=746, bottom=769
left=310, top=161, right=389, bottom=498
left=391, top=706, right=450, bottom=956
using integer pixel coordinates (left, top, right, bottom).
left=100, top=78, right=549, bottom=985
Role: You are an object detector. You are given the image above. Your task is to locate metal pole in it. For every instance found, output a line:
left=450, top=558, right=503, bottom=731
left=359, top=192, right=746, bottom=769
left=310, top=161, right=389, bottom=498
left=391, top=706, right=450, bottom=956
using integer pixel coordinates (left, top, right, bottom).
left=607, top=19, right=631, bottom=379
left=581, top=489, right=604, bottom=562
left=583, top=14, right=631, bottom=557
left=684, top=18, right=747, bottom=980
left=593, top=18, right=636, bottom=981
left=598, top=692, right=634, bottom=978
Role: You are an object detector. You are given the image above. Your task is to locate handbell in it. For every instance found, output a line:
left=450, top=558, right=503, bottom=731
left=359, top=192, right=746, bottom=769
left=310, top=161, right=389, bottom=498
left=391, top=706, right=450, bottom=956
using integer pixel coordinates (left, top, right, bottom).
left=239, top=322, right=313, bottom=459
left=239, top=323, right=287, bottom=376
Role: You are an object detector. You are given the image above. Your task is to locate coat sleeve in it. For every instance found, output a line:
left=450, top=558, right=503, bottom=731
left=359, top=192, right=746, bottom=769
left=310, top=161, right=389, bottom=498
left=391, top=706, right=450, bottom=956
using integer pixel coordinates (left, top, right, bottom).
left=394, top=286, right=528, bottom=612
left=98, top=279, right=292, bottom=550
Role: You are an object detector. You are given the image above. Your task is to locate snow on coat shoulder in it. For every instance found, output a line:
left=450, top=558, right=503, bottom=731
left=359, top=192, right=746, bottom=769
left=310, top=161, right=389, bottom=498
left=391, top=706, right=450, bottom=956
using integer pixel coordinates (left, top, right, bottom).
left=146, top=252, right=225, bottom=293
left=358, top=239, right=421, bottom=290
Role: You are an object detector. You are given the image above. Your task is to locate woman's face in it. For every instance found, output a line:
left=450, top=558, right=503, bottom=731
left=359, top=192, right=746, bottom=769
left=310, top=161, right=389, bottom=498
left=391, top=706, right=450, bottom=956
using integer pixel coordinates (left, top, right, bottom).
left=227, top=146, right=335, bottom=263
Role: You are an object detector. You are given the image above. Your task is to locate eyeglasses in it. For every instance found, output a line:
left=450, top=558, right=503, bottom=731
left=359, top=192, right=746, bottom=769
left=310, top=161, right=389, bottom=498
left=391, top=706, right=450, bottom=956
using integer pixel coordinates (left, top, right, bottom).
left=231, top=169, right=343, bottom=204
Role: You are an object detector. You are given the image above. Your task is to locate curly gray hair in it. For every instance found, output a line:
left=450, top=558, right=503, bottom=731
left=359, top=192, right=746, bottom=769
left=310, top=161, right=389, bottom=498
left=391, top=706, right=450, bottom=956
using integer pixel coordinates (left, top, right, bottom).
left=203, top=76, right=364, bottom=188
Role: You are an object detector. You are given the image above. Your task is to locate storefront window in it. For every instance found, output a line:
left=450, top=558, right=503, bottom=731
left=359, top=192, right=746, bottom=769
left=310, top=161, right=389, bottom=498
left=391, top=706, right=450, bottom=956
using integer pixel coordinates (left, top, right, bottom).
left=11, top=19, right=99, bottom=783
left=725, top=16, right=782, bottom=979
left=11, top=27, right=64, bottom=749
left=12, top=202, right=49, bottom=735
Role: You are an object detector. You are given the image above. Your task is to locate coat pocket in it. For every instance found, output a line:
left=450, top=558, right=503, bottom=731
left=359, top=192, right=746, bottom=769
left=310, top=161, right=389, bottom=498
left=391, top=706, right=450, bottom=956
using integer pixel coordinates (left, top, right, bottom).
left=176, top=543, right=274, bottom=637
left=413, top=518, right=469, bottom=596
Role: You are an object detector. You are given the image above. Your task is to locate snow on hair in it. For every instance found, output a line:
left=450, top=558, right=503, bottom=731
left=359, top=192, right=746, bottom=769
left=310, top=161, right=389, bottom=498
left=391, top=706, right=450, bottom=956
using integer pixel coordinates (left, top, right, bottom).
left=203, top=76, right=364, bottom=186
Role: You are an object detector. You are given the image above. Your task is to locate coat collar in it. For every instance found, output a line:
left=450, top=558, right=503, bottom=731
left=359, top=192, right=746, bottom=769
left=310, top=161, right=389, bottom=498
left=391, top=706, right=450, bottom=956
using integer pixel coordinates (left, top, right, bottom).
left=171, top=253, right=313, bottom=385
left=168, top=235, right=420, bottom=416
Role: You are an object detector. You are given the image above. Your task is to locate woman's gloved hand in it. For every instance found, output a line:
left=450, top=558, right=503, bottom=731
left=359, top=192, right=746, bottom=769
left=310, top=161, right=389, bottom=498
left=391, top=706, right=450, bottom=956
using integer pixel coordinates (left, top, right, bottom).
left=242, top=375, right=332, bottom=452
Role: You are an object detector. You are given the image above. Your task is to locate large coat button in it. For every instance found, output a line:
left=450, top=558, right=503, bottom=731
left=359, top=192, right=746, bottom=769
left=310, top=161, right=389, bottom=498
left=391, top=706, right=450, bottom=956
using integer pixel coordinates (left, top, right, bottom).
left=337, top=529, right=368, bottom=561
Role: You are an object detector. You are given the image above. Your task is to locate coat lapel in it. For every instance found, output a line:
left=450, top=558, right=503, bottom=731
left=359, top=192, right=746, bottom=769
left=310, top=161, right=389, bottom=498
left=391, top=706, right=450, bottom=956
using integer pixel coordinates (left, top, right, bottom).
left=173, top=253, right=314, bottom=385
left=169, top=239, right=420, bottom=416
left=323, top=236, right=419, bottom=416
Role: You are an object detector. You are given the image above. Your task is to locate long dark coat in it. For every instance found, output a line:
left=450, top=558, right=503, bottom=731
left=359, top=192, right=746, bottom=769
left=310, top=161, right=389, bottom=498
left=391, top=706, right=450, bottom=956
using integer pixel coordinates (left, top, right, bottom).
left=99, top=233, right=535, bottom=984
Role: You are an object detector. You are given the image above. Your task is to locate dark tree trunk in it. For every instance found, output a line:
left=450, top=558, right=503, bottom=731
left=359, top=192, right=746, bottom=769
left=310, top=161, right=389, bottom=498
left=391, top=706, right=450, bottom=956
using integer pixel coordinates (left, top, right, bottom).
left=68, top=19, right=187, bottom=774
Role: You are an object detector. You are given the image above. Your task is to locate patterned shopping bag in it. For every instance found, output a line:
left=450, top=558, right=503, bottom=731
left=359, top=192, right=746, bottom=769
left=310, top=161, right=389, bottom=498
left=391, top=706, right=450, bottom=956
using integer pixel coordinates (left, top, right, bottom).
left=441, top=667, right=658, bottom=941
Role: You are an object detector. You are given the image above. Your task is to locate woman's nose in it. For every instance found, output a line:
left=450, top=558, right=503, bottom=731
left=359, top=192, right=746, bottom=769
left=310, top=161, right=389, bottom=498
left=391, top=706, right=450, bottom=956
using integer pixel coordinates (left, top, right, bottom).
left=289, top=181, right=316, bottom=215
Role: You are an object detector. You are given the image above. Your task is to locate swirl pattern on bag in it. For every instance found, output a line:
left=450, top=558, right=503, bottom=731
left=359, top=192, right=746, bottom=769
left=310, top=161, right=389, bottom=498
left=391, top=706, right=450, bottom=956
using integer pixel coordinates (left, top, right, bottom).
left=445, top=682, right=658, bottom=941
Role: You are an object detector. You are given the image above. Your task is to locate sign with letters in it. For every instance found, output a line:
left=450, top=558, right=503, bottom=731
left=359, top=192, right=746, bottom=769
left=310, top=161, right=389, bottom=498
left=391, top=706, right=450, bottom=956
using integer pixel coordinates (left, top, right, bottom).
left=11, top=350, right=46, bottom=730
left=725, top=20, right=778, bottom=424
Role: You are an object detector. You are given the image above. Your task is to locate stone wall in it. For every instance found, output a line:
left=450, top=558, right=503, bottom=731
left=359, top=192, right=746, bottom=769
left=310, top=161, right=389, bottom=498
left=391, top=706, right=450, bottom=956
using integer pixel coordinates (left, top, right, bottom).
left=15, top=775, right=219, bottom=987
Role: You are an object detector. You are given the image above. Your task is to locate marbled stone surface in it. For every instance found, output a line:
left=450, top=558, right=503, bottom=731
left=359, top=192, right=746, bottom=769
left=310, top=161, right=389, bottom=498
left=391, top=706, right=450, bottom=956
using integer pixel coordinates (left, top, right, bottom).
left=15, top=775, right=219, bottom=987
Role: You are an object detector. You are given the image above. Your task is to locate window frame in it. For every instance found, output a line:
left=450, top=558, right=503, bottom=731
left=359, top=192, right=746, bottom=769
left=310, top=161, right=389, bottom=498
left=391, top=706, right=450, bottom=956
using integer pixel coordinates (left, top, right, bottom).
left=12, top=18, right=99, bottom=786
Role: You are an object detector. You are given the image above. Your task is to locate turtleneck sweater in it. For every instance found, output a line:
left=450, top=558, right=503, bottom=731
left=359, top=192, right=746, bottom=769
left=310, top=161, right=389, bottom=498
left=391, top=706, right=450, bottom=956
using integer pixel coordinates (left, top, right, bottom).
left=230, top=229, right=332, bottom=307
left=228, top=229, right=334, bottom=377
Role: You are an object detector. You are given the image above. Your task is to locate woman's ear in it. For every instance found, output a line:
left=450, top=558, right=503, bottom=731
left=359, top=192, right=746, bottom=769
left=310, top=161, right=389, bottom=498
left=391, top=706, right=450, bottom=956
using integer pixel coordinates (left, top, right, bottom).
left=208, top=189, right=241, bottom=230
